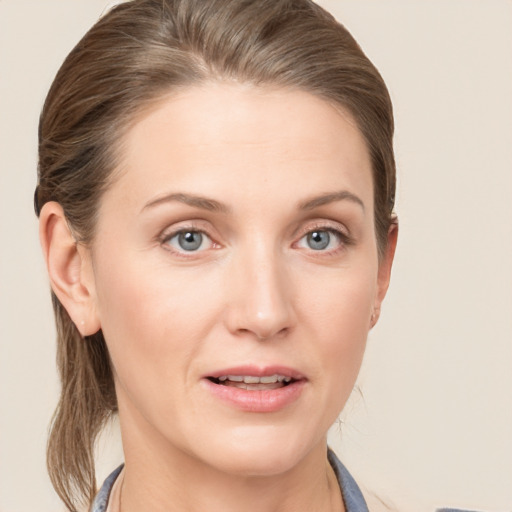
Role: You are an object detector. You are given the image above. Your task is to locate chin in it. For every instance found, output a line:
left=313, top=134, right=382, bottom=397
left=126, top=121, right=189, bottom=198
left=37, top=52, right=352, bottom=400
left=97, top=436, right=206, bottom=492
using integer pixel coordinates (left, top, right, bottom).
left=195, top=425, right=321, bottom=478
left=210, top=450, right=304, bottom=478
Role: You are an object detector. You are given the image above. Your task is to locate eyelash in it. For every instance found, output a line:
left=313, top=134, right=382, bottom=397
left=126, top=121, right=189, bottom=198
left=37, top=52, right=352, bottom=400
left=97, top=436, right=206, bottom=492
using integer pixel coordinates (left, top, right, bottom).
left=159, top=224, right=217, bottom=258
left=294, top=223, right=353, bottom=256
left=158, top=222, right=353, bottom=258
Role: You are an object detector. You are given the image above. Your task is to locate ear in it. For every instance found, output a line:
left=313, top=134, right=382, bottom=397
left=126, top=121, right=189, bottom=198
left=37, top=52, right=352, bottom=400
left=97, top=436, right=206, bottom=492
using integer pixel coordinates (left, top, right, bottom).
left=39, top=201, right=101, bottom=336
left=371, top=220, right=398, bottom=328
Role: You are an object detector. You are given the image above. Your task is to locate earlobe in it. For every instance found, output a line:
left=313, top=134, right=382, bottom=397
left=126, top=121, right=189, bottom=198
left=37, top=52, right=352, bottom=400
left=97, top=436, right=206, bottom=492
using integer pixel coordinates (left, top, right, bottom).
left=371, top=219, right=399, bottom=328
left=39, top=202, right=101, bottom=336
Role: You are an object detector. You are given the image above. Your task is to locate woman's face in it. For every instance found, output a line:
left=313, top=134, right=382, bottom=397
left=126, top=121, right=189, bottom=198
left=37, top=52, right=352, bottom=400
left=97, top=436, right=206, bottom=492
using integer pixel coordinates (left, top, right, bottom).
left=84, top=83, right=393, bottom=476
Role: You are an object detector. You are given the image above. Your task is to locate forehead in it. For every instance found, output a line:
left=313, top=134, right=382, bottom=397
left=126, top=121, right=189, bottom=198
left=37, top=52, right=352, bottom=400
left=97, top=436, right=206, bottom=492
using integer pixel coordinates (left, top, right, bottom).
left=106, top=83, right=373, bottom=214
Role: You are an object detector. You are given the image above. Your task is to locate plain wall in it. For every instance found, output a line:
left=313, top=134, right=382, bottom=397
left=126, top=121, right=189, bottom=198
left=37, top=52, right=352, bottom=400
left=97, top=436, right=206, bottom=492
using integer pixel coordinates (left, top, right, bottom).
left=1, top=1, right=511, bottom=511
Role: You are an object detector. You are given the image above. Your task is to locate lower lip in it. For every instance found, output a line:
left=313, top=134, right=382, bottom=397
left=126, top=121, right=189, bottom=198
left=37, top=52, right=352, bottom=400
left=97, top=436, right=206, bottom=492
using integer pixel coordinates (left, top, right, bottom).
left=202, top=379, right=306, bottom=413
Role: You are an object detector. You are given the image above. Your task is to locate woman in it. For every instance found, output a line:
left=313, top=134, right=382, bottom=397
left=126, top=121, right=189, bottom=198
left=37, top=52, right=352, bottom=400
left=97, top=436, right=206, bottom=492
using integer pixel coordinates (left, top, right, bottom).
left=34, top=1, right=468, bottom=511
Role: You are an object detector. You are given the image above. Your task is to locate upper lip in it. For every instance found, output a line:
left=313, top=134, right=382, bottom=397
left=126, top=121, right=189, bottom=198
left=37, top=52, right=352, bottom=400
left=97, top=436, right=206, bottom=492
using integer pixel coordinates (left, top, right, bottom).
left=204, top=365, right=306, bottom=381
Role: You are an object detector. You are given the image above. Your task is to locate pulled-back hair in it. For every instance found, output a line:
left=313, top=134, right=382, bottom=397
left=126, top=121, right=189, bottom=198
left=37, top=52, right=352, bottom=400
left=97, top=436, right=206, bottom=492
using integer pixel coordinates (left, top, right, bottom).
left=35, top=0, right=395, bottom=509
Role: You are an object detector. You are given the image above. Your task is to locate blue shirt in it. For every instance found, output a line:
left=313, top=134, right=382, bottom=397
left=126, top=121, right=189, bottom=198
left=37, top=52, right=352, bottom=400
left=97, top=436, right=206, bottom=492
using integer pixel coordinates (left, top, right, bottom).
left=91, top=450, right=478, bottom=512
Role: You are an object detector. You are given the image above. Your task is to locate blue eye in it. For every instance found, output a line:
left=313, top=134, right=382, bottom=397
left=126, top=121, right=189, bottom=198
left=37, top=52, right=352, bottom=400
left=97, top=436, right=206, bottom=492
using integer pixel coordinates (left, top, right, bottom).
left=297, top=228, right=346, bottom=252
left=167, top=230, right=208, bottom=252
left=306, top=230, right=331, bottom=250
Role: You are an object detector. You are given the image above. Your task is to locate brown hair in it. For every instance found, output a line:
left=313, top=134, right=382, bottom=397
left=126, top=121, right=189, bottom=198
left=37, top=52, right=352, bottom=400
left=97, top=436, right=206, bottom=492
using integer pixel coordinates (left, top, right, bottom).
left=35, top=0, right=395, bottom=509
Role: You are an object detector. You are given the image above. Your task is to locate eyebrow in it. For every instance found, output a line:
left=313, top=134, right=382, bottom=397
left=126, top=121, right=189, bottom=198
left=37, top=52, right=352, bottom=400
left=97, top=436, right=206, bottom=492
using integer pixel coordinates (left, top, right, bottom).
left=142, top=189, right=364, bottom=215
left=298, top=190, right=365, bottom=212
left=142, top=192, right=231, bottom=214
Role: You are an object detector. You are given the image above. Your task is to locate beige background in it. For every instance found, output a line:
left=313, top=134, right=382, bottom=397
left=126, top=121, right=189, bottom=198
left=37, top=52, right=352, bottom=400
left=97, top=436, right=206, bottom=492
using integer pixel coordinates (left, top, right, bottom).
left=1, top=1, right=511, bottom=511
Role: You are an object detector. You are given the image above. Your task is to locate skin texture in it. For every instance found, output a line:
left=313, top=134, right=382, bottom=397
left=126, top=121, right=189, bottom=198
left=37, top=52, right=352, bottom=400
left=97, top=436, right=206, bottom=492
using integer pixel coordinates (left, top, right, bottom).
left=40, top=83, right=397, bottom=512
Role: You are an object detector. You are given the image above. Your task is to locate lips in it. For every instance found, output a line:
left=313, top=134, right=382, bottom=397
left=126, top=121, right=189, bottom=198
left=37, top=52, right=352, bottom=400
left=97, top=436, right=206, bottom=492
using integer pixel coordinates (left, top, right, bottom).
left=202, top=366, right=306, bottom=412
left=208, top=374, right=293, bottom=390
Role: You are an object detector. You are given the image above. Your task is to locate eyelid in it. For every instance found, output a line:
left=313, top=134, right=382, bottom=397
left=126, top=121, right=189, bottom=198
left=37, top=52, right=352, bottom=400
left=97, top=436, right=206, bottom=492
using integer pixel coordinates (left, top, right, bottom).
left=160, top=226, right=210, bottom=243
left=293, top=220, right=354, bottom=253
left=157, top=220, right=220, bottom=256
left=295, top=220, right=351, bottom=240
left=158, top=217, right=214, bottom=237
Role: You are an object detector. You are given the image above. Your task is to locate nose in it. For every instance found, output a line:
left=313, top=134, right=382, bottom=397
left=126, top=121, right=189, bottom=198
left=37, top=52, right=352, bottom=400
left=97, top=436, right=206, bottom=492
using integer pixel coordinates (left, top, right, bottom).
left=224, top=244, right=295, bottom=341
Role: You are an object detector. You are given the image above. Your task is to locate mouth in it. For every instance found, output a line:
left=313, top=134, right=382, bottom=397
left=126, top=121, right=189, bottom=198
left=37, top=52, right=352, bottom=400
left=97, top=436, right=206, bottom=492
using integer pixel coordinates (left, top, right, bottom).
left=203, top=367, right=306, bottom=412
left=207, top=374, right=296, bottom=391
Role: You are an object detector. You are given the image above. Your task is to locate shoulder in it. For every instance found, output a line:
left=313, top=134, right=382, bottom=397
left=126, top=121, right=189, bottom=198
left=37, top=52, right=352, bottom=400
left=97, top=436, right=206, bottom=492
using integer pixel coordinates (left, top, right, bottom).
left=328, top=449, right=483, bottom=512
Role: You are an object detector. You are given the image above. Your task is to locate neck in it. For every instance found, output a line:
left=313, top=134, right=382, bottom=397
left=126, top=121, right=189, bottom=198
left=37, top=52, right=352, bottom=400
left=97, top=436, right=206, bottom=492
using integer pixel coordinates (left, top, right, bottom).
left=117, top=408, right=344, bottom=512
left=120, top=452, right=343, bottom=512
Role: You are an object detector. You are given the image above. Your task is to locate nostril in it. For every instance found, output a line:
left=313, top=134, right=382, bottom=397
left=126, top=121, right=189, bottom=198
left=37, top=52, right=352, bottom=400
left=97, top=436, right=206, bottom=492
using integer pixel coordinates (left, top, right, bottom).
left=224, top=274, right=295, bottom=340
left=257, top=326, right=289, bottom=340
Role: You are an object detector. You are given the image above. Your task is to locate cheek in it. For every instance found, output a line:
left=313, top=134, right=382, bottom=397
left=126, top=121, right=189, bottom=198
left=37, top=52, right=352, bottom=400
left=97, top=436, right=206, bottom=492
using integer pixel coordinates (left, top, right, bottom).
left=92, top=254, right=216, bottom=401
left=304, top=262, right=377, bottom=342
left=300, top=266, right=377, bottom=408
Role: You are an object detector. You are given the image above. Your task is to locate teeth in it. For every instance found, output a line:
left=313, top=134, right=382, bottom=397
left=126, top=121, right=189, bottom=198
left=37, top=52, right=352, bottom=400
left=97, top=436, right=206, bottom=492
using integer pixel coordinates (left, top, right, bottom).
left=216, top=374, right=292, bottom=384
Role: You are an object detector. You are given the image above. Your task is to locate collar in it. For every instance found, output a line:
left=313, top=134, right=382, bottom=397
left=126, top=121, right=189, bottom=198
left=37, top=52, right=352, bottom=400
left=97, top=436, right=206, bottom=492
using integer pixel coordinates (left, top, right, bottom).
left=91, top=449, right=369, bottom=512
